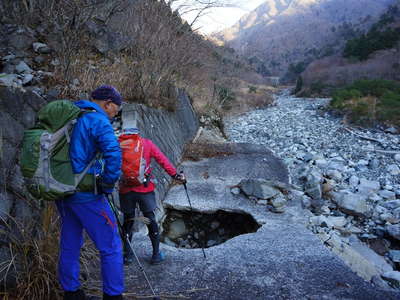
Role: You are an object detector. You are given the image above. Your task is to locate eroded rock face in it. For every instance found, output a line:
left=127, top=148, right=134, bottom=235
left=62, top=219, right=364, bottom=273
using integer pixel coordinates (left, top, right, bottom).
left=85, top=21, right=131, bottom=55
left=0, top=86, right=46, bottom=288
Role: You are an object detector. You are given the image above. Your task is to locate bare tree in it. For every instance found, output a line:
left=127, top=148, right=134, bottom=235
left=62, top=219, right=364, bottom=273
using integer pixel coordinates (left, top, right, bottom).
left=166, top=0, right=241, bottom=26
left=117, top=0, right=210, bottom=106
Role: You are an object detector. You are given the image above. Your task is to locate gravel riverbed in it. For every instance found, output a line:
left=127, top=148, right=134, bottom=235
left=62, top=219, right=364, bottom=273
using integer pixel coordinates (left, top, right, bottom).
left=225, top=89, right=400, bottom=287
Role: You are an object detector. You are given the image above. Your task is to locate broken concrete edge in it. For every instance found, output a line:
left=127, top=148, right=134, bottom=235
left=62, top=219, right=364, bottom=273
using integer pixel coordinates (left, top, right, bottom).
left=174, top=142, right=400, bottom=291
left=161, top=206, right=262, bottom=249
left=162, top=202, right=265, bottom=226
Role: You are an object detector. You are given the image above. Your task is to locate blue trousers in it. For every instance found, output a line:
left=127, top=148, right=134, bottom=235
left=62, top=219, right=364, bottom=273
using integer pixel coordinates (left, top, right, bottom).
left=56, top=196, right=124, bottom=295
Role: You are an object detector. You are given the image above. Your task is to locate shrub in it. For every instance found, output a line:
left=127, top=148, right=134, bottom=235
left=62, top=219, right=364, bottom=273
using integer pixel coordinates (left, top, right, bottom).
left=347, top=79, right=400, bottom=96
left=331, top=89, right=362, bottom=108
left=216, top=85, right=235, bottom=110
left=44, top=0, right=258, bottom=114
left=330, top=79, right=400, bottom=126
left=379, top=91, right=400, bottom=125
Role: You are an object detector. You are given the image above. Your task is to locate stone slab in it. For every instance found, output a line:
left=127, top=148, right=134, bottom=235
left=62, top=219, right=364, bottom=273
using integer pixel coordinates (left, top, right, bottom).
left=124, top=143, right=400, bottom=299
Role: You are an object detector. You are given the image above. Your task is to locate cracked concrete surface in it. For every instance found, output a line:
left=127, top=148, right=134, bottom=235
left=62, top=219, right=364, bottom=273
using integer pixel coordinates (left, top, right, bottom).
left=124, top=143, right=400, bottom=299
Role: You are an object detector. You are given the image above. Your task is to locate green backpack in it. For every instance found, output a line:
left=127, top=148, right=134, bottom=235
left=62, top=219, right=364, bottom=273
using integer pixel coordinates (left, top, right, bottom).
left=20, top=100, right=96, bottom=201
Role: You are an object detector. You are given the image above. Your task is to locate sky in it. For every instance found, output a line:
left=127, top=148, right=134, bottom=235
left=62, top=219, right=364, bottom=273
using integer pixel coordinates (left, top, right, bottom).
left=178, top=0, right=265, bottom=34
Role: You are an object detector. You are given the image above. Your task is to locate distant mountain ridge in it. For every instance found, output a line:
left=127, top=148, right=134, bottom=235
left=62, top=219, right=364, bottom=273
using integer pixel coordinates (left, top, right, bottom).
left=298, top=4, right=400, bottom=95
left=213, top=0, right=398, bottom=79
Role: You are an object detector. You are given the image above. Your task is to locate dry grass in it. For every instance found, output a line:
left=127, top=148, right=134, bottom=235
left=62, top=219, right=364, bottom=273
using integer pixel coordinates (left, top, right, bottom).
left=190, top=80, right=275, bottom=119
left=52, top=51, right=180, bottom=111
left=52, top=52, right=134, bottom=100
left=227, top=81, right=276, bottom=116
left=0, top=205, right=61, bottom=300
left=182, top=143, right=234, bottom=161
left=0, top=204, right=98, bottom=300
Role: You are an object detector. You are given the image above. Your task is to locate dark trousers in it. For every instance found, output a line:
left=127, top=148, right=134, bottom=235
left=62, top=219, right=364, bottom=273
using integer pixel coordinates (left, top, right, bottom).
left=119, top=191, right=160, bottom=256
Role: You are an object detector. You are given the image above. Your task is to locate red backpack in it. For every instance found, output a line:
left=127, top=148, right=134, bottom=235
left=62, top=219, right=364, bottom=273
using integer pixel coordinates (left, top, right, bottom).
left=119, top=134, right=147, bottom=186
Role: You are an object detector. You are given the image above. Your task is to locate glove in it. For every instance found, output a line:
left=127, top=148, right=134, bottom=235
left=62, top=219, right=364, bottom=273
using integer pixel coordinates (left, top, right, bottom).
left=96, top=177, right=115, bottom=195
left=172, top=173, right=186, bottom=184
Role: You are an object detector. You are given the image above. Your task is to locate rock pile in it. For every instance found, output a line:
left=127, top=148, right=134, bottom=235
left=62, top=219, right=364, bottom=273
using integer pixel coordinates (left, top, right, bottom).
left=233, top=178, right=297, bottom=213
left=0, top=25, right=55, bottom=93
left=0, top=23, right=128, bottom=98
left=226, top=89, right=400, bottom=288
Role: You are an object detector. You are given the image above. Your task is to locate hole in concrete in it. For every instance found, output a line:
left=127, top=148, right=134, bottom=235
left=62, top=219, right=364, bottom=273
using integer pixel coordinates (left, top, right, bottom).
left=161, top=208, right=261, bottom=249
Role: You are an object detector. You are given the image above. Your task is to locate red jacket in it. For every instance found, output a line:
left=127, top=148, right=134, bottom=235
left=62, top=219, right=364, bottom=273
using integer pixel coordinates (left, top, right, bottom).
left=119, top=137, right=177, bottom=194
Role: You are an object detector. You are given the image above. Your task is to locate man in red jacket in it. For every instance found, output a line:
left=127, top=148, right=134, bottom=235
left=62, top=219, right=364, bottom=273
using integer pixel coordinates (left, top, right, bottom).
left=119, top=127, right=185, bottom=265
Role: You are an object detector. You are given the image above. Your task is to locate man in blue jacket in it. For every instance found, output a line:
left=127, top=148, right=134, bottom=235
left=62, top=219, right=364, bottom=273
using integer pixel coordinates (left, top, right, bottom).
left=56, top=85, right=124, bottom=300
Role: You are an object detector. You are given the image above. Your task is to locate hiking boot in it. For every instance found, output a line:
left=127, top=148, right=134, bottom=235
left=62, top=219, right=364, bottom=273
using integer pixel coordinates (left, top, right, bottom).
left=64, top=289, right=86, bottom=300
left=150, top=251, right=165, bottom=265
left=103, top=293, right=124, bottom=300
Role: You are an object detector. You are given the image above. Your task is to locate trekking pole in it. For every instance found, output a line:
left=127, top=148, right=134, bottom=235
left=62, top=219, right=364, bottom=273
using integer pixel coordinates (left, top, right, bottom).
left=106, top=194, right=161, bottom=300
left=180, top=172, right=207, bottom=259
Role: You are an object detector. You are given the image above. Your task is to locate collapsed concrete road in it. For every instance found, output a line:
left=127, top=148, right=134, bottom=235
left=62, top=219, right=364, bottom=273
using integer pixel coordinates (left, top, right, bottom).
left=124, top=143, right=400, bottom=300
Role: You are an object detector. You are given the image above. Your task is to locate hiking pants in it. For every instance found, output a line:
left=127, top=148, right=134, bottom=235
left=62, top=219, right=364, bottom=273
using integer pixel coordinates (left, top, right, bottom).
left=56, top=197, right=124, bottom=295
left=119, top=191, right=160, bottom=255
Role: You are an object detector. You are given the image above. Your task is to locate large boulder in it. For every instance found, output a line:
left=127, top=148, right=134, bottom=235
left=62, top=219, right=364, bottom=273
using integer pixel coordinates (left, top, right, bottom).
left=15, top=61, right=33, bottom=74
left=310, top=215, right=347, bottom=230
left=239, top=179, right=281, bottom=200
left=7, top=29, right=36, bottom=50
left=304, top=172, right=322, bottom=200
left=357, top=178, right=380, bottom=196
left=168, top=219, right=188, bottom=239
left=386, top=224, right=400, bottom=241
left=332, top=191, right=370, bottom=217
left=0, top=74, right=21, bottom=88
left=85, top=21, right=130, bottom=55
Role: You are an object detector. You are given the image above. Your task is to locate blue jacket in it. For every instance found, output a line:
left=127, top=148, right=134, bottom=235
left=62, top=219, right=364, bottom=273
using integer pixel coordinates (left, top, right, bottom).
left=67, top=100, right=121, bottom=203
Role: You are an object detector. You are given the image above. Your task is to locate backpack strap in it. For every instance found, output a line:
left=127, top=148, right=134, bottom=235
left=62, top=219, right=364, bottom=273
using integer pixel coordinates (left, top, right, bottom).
left=74, top=156, right=98, bottom=188
left=41, top=119, right=78, bottom=191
